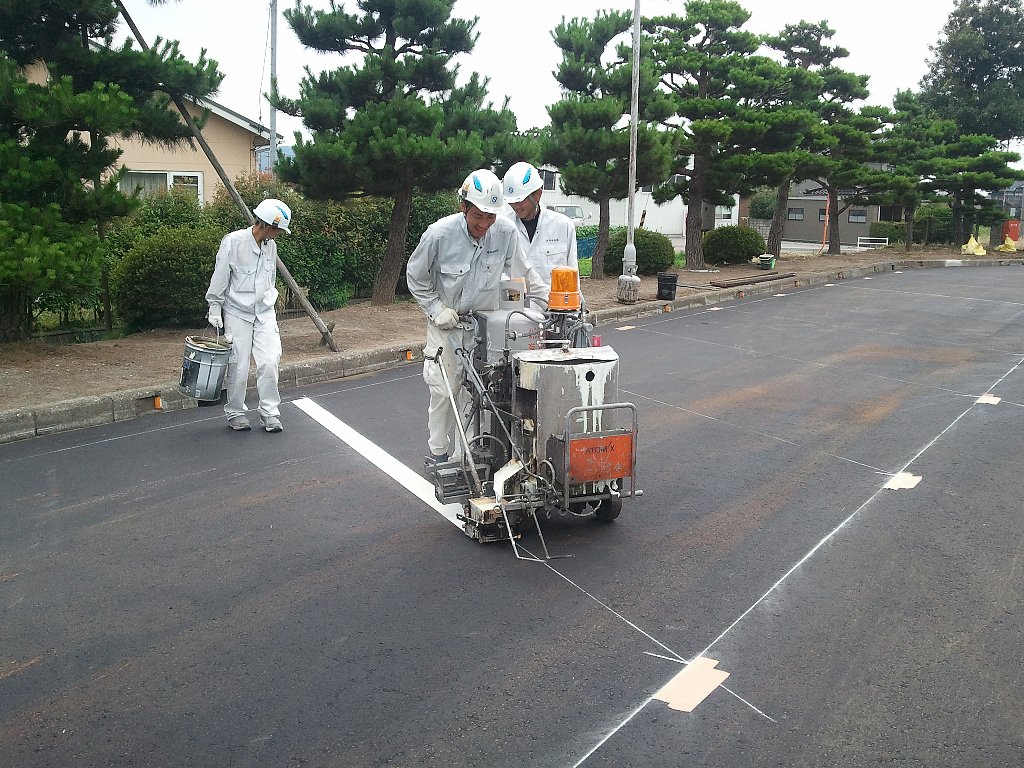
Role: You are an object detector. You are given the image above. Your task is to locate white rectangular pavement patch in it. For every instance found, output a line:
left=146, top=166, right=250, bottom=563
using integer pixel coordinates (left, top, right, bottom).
left=976, top=394, right=1001, bottom=404
left=884, top=472, right=922, bottom=490
left=293, top=396, right=463, bottom=527
left=653, top=657, right=730, bottom=713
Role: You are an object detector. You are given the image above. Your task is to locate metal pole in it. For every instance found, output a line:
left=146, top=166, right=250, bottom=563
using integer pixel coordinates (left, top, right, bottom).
left=616, top=0, right=642, bottom=304
left=114, top=2, right=339, bottom=351
left=269, top=0, right=278, bottom=175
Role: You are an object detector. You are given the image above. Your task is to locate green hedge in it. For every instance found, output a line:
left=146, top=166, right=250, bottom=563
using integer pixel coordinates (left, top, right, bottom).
left=602, top=227, right=675, bottom=276
left=869, top=221, right=905, bottom=244
left=110, top=225, right=222, bottom=330
left=914, top=203, right=954, bottom=244
left=701, top=226, right=766, bottom=265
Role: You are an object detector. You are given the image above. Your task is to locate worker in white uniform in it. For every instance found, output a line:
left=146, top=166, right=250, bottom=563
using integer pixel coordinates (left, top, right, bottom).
left=406, top=169, right=547, bottom=463
left=502, top=161, right=579, bottom=294
left=205, top=198, right=291, bottom=433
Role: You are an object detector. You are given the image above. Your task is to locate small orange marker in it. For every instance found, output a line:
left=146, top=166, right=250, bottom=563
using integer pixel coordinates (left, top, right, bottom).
left=154, top=395, right=162, bottom=410
left=405, top=350, right=414, bottom=361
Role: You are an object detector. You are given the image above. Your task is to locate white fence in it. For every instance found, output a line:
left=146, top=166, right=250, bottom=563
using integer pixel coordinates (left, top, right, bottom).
left=856, top=236, right=889, bottom=251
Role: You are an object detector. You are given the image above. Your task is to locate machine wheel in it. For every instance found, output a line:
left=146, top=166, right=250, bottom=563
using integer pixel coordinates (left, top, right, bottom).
left=593, top=496, right=622, bottom=522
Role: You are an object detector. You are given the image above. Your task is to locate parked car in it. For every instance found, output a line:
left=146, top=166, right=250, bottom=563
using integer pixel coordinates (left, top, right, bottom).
left=549, top=204, right=591, bottom=227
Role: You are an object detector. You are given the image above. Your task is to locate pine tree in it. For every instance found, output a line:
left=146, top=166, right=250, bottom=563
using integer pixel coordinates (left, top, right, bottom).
left=646, top=0, right=816, bottom=269
left=545, top=10, right=673, bottom=278
left=0, top=0, right=221, bottom=340
left=277, top=1, right=515, bottom=305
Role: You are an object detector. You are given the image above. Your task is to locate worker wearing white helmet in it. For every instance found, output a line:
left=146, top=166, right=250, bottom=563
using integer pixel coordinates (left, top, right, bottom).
left=406, top=169, right=546, bottom=463
left=502, top=161, right=579, bottom=293
left=205, top=198, right=292, bottom=433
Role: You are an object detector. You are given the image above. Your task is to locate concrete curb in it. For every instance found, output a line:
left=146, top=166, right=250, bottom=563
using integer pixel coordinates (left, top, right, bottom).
left=2, top=257, right=1021, bottom=445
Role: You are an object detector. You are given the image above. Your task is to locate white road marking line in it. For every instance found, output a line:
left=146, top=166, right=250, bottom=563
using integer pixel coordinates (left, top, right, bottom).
left=617, top=324, right=637, bottom=330
left=293, top=396, right=462, bottom=527
left=884, top=472, right=922, bottom=490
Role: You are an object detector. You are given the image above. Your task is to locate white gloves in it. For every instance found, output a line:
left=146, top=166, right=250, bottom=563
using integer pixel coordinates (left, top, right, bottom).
left=207, top=307, right=223, bottom=330
left=434, top=306, right=460, bottom=330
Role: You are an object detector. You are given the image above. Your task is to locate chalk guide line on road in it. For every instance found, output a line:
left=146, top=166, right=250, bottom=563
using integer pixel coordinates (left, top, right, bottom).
left=292, top=396, right=774, bottom=759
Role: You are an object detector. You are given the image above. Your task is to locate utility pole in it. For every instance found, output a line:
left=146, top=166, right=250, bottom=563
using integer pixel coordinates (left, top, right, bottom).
left=268, top=0, right=277, bottom=175
left=616, top=0, right=642, bottom=304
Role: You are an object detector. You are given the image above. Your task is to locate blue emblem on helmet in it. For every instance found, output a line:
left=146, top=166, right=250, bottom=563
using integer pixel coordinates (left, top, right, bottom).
left=473, top=175, right=483, bottom=192
left=522, top=168, right=532, bottom=184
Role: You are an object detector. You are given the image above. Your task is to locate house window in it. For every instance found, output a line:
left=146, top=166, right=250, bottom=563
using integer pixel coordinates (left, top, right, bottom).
left=639, top=183, right=654, bottom=193
left=715, top=205, right=733, bottom=220
left=540, top=169, right=557, bottom=191
left=879, top=205, right=903, bottom=222
left=120, top=170, right=204, bottom=204
left=787, top=207, right=804, bottom=221
left=818, top=208, right=827, bottom=222
left=848, top=209, right=868, bottom=224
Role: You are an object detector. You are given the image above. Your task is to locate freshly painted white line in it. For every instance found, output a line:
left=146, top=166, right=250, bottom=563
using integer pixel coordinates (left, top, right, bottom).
left=825, top=283, right=835, bottom=286
left=707, top=306, right=722, bottom=311
left=293, top=396, right=463, bottom=527
left=884, top=472, right=922, bottom=490
left=616, top=325, right=637, bottom=330
left=977, top=393, right=1001, bottom=404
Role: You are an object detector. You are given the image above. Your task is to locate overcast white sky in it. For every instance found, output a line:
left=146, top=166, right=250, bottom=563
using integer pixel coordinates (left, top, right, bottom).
left=120, top=0, right=957, bottom=143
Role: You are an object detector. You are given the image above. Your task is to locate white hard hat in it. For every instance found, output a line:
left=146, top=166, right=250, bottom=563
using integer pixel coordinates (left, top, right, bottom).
left=252, top=198, right=292, bottom=233
left=458, top=169, right=504, bottom=214
left=503, top=162, right=543, bottom=203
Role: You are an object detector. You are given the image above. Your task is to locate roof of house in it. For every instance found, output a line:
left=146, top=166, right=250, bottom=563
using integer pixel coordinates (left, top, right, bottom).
left=192, top=96, right=280, bottom=142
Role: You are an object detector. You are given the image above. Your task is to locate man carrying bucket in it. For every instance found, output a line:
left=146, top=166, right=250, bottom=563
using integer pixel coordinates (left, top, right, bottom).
left=205, top=198, right=291, bottom=433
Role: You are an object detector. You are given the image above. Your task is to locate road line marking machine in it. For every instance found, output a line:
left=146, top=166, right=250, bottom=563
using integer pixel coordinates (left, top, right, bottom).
left=426, top=267, right=642, bottom=561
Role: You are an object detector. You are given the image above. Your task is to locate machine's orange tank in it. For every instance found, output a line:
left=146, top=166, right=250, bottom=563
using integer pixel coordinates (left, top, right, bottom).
left=547, top=267, right=581, bottom=311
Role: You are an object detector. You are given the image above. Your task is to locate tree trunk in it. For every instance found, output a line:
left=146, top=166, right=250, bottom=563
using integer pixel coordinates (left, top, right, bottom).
left=827, top=186, right=842, bottom=255
left=372, top=185, right=414, bottom=306
left=989, top=219, right=1004, bottom=248
left=684, top=153, right=708, bottom=270
left=0, top=289, right=32, bottom=342
left=952, top=202, right=965, bottom=246
left=766, top=177, right=790, bottom=257
left=592, top=196, right=611, bottom=278
left=903, top=205, right=916, bottom=252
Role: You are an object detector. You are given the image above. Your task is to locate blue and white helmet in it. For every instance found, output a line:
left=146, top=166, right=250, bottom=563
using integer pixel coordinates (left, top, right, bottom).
left=252, top=198, right=292, bottom=233
left=458, top=169, right=504, bottom=214
left=502, top=161, right=544, bottom=203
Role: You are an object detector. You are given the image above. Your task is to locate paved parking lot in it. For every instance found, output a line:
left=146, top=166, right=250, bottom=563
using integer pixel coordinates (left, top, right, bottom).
left=2, top=266, right=1023, bottom=767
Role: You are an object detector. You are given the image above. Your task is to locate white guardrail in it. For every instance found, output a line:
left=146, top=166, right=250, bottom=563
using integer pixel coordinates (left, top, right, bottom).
left=856, top=236, right=889, bottom=251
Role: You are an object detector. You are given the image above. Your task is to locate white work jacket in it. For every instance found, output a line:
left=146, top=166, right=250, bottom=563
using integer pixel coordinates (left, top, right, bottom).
left=406, top=212, right=546, bottom=324
left=205, top=227, right=279, bottom=323
left=505, top=205, right=579, bottom=292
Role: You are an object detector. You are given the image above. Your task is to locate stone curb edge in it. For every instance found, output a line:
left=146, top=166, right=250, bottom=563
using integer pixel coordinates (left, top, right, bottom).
left=2, top=257, right=1021, bottom=444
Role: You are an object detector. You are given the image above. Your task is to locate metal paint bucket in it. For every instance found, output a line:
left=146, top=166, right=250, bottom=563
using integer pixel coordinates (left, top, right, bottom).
left=179, top=335, right=232, bottom=401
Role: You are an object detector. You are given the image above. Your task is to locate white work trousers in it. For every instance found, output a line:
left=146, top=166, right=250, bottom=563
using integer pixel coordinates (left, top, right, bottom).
left=223, top=312, right=282, bottom=420
left=422, top=321, right=475, bottom=458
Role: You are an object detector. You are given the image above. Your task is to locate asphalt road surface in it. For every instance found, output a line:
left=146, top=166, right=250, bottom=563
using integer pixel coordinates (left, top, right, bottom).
left=3, top=266, right=1023, bottom=767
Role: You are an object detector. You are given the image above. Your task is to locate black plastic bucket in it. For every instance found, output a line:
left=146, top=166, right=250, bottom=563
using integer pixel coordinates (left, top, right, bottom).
left=657, top=272, right=678, bottom=301
left=179, top=335, right=232, bottom=401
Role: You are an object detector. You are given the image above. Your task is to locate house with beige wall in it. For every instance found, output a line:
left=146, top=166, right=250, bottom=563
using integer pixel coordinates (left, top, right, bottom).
left=23, top=60, right=273, bottom=204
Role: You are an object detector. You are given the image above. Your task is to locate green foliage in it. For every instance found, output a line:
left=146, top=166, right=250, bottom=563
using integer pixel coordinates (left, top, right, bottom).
left=869, top=222, right=905, bottom=244
left=602, top=228, right=676, bottom=276
left=914, top=203, right=954, bottom=244
left=701, top=225, right=767, bottom=265
left=110, top=225, right=222, bottom=330
left=748, top=188, right=778, bottom=219
left=278, top=2, right=514, bottom=303
left=578, top=258, right=593, bottom=278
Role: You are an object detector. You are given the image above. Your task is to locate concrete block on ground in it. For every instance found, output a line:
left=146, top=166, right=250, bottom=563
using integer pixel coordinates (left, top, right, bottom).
left=0, top=409, right=36, bottom=442
left=34, top=395, right=113, bottom=435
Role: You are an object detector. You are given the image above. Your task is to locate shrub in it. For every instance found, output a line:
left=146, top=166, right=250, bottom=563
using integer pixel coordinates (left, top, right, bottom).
left=869, top=221, right=904, bottom=244
left=701, top=225, right=766, bottom=265
left=914, top=203, right=954, bottom=244
left=748, top=187, right=777, bottom=220
left=602, top=227, right=675, bottom=276
left=111, top=225, right=223, bottom=330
